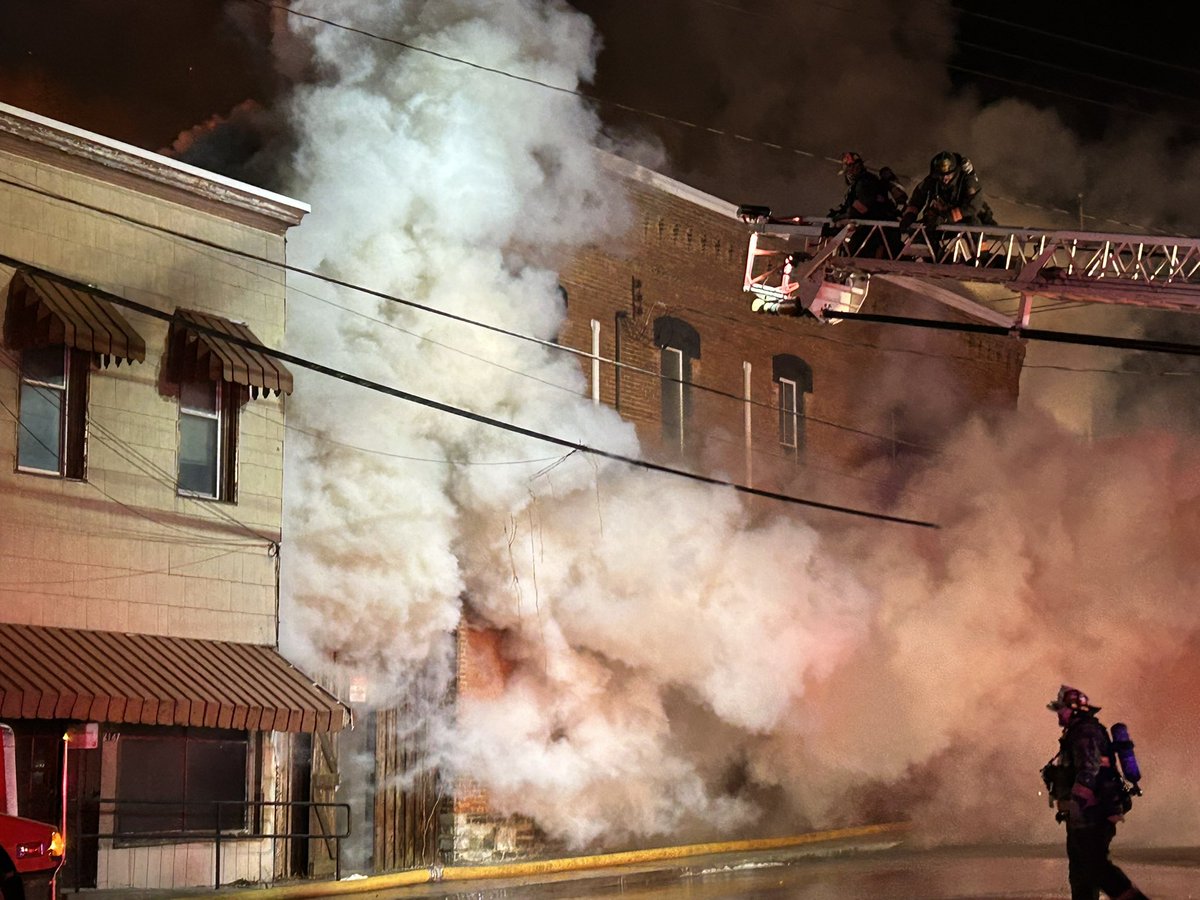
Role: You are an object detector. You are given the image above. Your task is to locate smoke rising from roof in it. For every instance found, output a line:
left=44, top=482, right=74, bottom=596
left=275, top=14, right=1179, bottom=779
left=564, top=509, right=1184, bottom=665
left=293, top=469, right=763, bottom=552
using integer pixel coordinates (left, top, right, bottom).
left=273, top=0, right=1200, bottom=851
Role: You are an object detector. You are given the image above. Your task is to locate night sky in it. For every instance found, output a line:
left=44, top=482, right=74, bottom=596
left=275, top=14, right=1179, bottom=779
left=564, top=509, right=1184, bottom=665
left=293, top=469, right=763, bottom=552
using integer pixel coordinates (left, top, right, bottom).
left=3, top=0, right=1199, bottom=233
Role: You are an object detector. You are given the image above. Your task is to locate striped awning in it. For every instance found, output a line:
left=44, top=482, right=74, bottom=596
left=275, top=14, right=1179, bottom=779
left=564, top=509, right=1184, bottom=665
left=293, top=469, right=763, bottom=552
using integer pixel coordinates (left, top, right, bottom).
left=0, top=624, right=348, bottom=733
left=4, top=267, right=146, bottom=366
left=169, top=309, right=293, bottom=397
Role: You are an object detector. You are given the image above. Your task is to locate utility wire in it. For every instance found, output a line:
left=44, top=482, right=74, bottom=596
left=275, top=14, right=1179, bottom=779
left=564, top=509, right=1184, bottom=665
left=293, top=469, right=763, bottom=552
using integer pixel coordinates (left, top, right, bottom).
left=248, top=0, right=1184, bottom=234
left=949, top=6, right=1200, bottom=78
left=0, top=251, right=938, bottom=529
left=0, top=170, right=923, bottom=454
left=824, top=310, right=1200, bottom=356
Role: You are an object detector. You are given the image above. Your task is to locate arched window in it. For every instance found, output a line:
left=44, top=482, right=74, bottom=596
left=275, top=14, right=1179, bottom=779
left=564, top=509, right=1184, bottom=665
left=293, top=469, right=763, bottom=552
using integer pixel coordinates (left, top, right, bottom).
left=654, top=317, right=700, bottom=452
left=772, top=354, right=813, bottom=455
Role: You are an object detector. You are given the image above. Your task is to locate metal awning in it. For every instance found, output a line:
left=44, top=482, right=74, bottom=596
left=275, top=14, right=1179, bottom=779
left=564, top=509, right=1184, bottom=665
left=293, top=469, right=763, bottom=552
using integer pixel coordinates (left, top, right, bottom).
left=170, top=309, right=293, bottom=397
left=4, top=267, right=147, bottom=366
left=0, top=623, right=348, bottom=733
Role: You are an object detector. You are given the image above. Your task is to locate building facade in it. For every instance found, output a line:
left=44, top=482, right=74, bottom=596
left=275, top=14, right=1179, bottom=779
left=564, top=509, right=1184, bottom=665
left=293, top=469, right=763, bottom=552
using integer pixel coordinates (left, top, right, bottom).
left=442, top=153, right=1026, bottom=862
left=0, top=104, right=348, bottom=891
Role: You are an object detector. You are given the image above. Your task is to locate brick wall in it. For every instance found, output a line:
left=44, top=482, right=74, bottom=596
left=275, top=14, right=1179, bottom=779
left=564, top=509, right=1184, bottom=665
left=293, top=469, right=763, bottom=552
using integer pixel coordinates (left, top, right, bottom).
left=450, top=160, right=1026, bottom=861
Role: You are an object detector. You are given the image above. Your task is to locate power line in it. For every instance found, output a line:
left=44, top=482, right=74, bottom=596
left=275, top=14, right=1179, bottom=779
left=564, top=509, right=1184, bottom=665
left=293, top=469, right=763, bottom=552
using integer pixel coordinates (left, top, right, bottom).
left=0, top=251, right=938, bottom=529
left=948, top=6, right=1200, bottom=79
left=0, top=170, right=924, bottom=456
left=824, top=309, right=1200, bottom=357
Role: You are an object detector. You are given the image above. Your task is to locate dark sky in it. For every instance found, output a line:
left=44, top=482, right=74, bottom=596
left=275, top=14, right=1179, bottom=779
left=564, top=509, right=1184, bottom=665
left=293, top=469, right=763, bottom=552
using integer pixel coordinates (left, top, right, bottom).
left=3, top=1, right=1200, bottom=232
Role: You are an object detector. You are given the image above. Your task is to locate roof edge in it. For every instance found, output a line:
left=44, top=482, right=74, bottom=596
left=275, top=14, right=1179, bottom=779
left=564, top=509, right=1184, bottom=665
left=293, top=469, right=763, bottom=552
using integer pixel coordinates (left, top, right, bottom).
left=598, top=150, right=741, bottom=221
left=0, top=102, right=310, bottom=229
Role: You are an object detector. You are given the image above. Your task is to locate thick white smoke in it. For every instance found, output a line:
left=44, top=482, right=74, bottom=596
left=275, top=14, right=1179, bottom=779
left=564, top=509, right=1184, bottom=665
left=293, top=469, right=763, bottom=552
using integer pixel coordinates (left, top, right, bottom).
left=275, top=0, right=1200, bottom=852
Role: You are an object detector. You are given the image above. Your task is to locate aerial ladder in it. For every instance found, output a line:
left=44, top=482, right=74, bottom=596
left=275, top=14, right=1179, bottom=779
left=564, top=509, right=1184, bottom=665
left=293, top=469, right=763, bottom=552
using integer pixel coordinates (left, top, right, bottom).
left=736, top=206, right=1200, bottom=328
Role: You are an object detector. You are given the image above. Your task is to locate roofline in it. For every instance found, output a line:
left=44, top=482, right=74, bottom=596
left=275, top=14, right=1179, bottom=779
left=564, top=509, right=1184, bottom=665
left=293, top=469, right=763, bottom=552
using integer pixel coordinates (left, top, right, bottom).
left=0, top=102, right=310, bottom=231
left=599, top=151, right=741, bottom=221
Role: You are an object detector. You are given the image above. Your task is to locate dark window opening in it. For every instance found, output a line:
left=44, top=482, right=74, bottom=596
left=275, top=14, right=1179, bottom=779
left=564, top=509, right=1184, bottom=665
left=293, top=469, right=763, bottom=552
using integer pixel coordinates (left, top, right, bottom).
left=772, top=354, right=812, bottom=456
left=115, top=728, right=249, bottom=836
left=654, top=317, right=700, bottom=452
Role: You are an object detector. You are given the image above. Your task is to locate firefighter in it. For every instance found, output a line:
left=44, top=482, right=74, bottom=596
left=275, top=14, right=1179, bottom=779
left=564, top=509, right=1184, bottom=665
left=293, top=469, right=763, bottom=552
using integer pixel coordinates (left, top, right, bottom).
left=898, top=150, right=996, bottom=232
left=1043, top=685, right=1149, bottom=900
left=878, top=166, right=908, bottom=211
left=826, top=151, right=903, bottom=258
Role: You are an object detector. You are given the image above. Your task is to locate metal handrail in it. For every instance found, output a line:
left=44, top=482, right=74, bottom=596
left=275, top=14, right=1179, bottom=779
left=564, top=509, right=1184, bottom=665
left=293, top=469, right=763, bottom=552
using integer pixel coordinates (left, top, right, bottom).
left=70, top=797, right=351, bottom=891
left=739, top=215, right=1200, bottom=318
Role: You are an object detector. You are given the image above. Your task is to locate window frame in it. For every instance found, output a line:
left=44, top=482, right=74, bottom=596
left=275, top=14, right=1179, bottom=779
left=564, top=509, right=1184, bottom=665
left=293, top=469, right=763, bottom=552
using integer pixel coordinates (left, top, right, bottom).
left=177, top=378, right=240, bottom=501
left=113, top=726, right=254, bottom=841
left=772, top=354, right=812, bottom=457
left=661, top=345, right=686, bottom=451
left=654, top=316, right=701, bottom=454
left=778, top=376, right=799, bottom=450
left=16, top=344, right=89, bottom=479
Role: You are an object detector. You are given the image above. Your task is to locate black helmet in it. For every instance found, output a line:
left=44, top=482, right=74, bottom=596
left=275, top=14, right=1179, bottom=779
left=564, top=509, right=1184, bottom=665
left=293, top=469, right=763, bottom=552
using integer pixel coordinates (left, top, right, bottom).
left=930, top=151, right=958, bottom=176
left=840, top=151, right=864, bottom=183
left=1047, top=684, right=1099, bottom=713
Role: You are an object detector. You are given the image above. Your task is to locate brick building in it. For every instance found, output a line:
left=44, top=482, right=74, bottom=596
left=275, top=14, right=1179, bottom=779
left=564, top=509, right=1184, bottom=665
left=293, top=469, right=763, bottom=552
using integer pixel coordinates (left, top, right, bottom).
left=444, top=152, right=1026, bottom=862
left=0, top=103, right=348, bottom=891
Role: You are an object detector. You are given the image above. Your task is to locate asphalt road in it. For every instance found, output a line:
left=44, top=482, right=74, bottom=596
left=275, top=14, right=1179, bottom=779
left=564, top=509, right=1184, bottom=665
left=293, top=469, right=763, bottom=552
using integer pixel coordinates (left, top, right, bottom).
left=349, top=845, right=1199, bottom=900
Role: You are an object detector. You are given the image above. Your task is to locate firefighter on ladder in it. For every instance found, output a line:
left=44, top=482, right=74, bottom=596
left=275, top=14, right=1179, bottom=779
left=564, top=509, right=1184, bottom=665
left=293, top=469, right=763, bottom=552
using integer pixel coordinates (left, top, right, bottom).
left=826, top=151, right=904, bottom=258
left=899, top=150, right=996, bottom=233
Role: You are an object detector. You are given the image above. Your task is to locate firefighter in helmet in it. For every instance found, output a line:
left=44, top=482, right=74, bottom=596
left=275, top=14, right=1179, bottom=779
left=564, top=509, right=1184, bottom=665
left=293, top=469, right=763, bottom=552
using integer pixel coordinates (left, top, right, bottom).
left=899, top=150, right=996, bottom=232
left=826, top=151, right=903, bottom=258
left=1043, top=685, right=1149, bottom=900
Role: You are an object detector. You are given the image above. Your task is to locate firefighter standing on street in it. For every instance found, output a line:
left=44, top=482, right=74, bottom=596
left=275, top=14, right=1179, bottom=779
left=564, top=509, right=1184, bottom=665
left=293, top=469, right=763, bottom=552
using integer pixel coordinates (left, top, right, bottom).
left=899, top=150, right=996, bottom=231
left=1043, top=685, right=1149, bottom=900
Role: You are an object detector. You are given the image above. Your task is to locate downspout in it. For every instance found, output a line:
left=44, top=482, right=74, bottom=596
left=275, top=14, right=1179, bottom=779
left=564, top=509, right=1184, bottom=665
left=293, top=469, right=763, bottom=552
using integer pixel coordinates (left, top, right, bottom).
left=743, top=361, right=753, bottom=488
left=614, top=311, right=628, bottom=412
left=590, top=319, right=601, bottom=404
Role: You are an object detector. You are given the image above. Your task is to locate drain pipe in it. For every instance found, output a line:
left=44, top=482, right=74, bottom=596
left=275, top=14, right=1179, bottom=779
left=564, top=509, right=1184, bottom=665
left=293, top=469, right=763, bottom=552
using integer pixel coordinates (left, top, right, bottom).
left=614, top=311, right=628, bottom=412
left=743, top=361, right=753, bottom=488
left=590, top=319, right=601, bottom=404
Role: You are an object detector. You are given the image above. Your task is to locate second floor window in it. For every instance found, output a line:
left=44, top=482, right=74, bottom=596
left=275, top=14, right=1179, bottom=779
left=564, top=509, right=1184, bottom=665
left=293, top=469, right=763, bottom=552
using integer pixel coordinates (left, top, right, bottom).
left=6, top=264, right=146, bottom=480
left=772, top=354, right=812, bottom=456
left=778, top=377, right=800, bottom=450
left=178, top=379, right=239, bottom=499
left=168, top=309, right=294, bottom=502
left=654, top=316, right=701, bottom=453
left=18, top=345, right=87, bottom=478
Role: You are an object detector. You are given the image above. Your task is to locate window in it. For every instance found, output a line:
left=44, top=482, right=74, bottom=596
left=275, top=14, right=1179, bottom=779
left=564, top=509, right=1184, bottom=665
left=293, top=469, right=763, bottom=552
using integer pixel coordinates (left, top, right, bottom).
left=167, top=309, right=294, bottom=501
left=17, top=345, right=88, bottom=478
left=661, top=346, right=685, bottom=449
left=115, top=728, right=249, bottom=835
left=654, top=316, right=700, bottom=452
left=778, top=377, right=800, bottom=450
left=6, top=265, right=147, bottom=478
left=178, top=379, right=240, bottom=500
left=772, top=354, right=812, bottom=456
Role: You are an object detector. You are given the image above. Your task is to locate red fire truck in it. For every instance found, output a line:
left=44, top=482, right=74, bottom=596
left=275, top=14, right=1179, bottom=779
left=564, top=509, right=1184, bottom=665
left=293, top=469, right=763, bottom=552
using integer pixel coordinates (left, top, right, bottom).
left=1, top=725, right=64, bottom=900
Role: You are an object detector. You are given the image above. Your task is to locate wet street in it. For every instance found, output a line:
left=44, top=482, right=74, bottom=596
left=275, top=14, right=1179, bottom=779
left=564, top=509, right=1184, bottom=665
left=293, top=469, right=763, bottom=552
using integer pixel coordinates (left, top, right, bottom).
left=345, top=846, right=1200, bottom=900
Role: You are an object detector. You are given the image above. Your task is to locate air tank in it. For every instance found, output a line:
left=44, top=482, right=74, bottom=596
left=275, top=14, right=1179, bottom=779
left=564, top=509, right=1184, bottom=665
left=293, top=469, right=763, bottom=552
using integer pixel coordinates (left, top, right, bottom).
left=1111, top=722, right=1142, bottom=793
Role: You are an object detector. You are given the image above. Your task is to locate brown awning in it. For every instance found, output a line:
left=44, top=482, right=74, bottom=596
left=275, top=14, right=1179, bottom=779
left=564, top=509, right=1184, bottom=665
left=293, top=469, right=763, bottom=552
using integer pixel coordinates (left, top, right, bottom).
left=170, top=309, right=293, bottom=397
left=4, top=267, right=147, bottom=366
left=0, top=623, right=348, bottom=733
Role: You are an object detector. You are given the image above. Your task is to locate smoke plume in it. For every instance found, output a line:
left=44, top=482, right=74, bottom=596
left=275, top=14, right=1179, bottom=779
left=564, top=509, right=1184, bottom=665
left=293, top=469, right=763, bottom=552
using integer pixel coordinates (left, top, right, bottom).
left=274, top=0, right=1200, bottom=852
